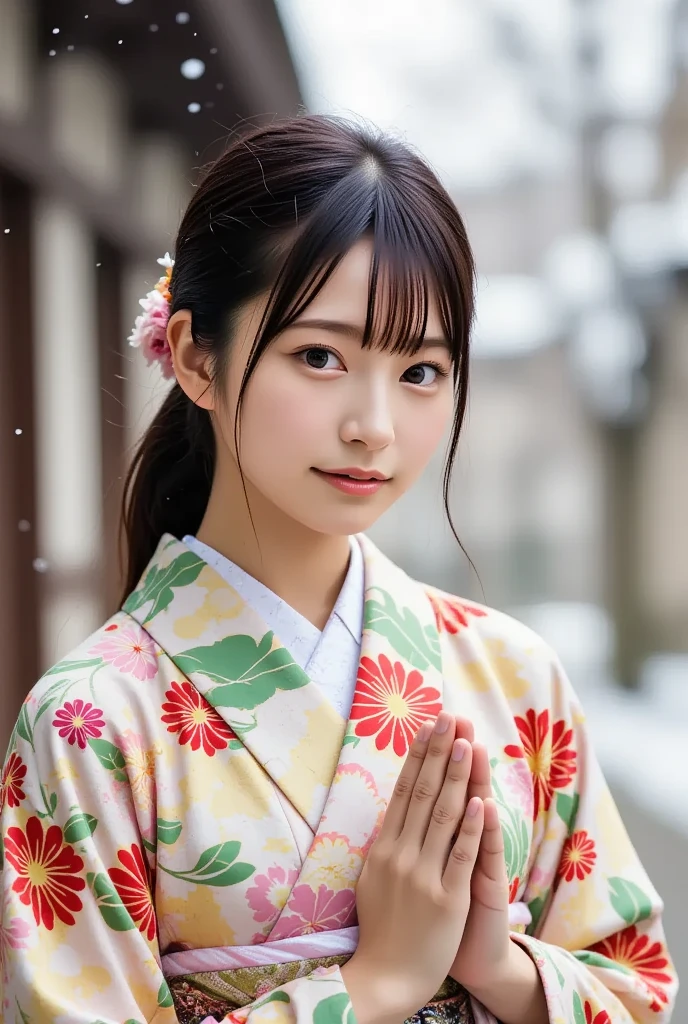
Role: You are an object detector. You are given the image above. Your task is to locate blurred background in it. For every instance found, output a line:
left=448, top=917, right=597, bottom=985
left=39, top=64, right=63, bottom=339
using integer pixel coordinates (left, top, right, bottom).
left=0, top=0, right=685, bottom=1010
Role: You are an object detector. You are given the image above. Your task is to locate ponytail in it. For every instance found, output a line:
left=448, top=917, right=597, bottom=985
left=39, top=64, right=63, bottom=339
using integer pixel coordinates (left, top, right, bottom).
left=119, top=384, right=215, bottom=603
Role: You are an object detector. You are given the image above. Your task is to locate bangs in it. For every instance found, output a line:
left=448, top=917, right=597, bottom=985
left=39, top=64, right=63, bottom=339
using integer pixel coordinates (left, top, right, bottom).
left=244, top=158, right=474, bottom=380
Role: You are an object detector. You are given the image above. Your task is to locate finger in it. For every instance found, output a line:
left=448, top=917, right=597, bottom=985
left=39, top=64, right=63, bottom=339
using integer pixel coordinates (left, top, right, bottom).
left=377, top=719, right=435, bottom=840
left=454, top=717, right=475, bottom=744
left=443, top=796, right=484, bottom=892
left=420, top=738, right=472, bottom=865
left=476, top=797, right=509, bottom=886
left=467, top=742, right=492, bottom=802
left=400, top=711, right=456, bottom=846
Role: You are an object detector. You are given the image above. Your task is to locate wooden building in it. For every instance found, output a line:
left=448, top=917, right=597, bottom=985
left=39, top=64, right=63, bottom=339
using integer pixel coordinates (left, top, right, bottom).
left=0, top=0, right=301, bottom=752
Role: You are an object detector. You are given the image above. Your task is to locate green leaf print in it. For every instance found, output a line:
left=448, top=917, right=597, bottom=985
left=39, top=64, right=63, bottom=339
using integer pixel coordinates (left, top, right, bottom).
left=575, top=950, right=634, bottom=974
left=162, top=841, right=255, bottom=887
left=88, top=738, right=126, bottom=776
left=123, top=551, right=206, bottom=623
left=342, top=722, right=361, bottom=749
left=157, top=818, right=182, bottom=846
left=365, top=589, right=442, bottom=671
left=608, top=877, right=654, bottom=926
left=87, top=872, right=136, bottom=932
left=63, top=813, right=98, bottom=844
left=16, top=704, right=34, bottom=750
left=527, top=894, right=547, bottom=933
left=44, top=657, right=102, bottom=677
left=176, top=632, right=310, bottom=709
left=15, top=999, right=31, bottom=1024
left=314, top=993, right=354, bottom=1024
left=572, top=991, right=586, bottom=1024
left=555, top=791, right=580, bottom=834
left=157, top=980, right=174, bottom=1008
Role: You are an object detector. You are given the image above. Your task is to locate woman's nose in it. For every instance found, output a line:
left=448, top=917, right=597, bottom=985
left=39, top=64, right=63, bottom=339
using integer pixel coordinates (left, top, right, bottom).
left=339, top=382, right=395, bottom=450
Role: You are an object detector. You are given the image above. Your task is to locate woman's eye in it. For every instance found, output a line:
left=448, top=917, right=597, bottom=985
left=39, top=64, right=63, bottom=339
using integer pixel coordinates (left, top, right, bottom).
left=402, top=363, right=439, bottom=386
left=301, top=348, right=342, bottom=370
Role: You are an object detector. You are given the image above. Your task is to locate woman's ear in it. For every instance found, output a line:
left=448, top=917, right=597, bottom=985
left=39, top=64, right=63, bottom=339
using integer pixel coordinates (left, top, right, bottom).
left=167, top=309, right=215, bottom=411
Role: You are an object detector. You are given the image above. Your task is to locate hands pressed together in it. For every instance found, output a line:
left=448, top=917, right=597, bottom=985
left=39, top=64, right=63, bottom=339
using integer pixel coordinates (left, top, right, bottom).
left=342, top=712, right=549, bottom=1024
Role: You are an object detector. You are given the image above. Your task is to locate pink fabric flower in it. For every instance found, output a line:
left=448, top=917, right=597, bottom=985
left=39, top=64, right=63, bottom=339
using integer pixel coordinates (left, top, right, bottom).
left=90, top=623, right=158, bottom=681
left=270, top=884, right=356, bottom=939
left=128, top=254, right=175, bottom=379
left=52, top=699, right=105, bottom=749
left=501, top=757, right=535, bottom=821
left=0, top=903, right=31, bottom=972
left=246, top=864, right=299, bottom=923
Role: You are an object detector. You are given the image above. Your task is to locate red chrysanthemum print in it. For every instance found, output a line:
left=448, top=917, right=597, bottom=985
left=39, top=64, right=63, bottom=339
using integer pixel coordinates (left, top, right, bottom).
left=4, top=815, right=85, bottom=930
left=582, top=1001, right=611, bottom=1024
left=426, top=591, right=488, bottom=634
left=504, top=708, right=576, bottom=819
left=591, top=925, right=673, bottom=1012
left=1, top=752, right=27, bottom=811
left=52, top=699, right=105, bottom=749
left=161, top=680, right=235, bottom=756
left=350, top=654, right=442, bottom=757
left=108, top=844, right=156, bottom=941
left=508, top=876, right=520, bottom=903
left=559, top=830, right=597, bottom=883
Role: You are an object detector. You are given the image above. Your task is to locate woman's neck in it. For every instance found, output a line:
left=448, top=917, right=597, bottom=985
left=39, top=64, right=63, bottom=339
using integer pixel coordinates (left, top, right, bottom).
left=196, top=475, right=352, bottom=631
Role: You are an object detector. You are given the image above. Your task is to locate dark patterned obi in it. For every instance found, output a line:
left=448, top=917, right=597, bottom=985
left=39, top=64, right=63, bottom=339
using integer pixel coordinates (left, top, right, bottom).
left=162, top=927, right=485, bottom=1024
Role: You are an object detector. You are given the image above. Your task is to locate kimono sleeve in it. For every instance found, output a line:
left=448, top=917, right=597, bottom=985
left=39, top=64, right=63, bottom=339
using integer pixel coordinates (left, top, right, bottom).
left=0, top=698, right=176, bottom=1024
left=510, top=651, right=679, bottom=1023
left=215, top=966, right=355, bottom=1024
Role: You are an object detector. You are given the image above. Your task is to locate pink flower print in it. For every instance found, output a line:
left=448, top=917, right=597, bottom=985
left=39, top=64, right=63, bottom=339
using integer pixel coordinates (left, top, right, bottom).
left=90, top=623, right=158, bottom=681
left=0, top=895, right=32, bottom=976
left=270, top=884, right=356, bottom=939
left=246, top=865, right=299, bottom=923
left=501, top=758, right=535, bottom=821
left=52, top=699, right=105, bottom=749
left=116, top=730, right=158, bottom=841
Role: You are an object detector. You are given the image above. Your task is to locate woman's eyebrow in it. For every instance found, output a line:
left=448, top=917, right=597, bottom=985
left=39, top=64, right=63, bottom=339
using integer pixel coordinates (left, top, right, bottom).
left=291, top=317, right=450, bottom=351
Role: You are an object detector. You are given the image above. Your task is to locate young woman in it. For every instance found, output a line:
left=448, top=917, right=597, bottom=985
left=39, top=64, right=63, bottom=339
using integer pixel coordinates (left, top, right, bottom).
left=0, top=116, right=677, bottom=1024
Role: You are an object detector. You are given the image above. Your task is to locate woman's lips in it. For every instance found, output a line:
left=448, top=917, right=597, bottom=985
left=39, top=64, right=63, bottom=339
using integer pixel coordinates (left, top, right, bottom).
left=312, top=468, right=389, bottom=496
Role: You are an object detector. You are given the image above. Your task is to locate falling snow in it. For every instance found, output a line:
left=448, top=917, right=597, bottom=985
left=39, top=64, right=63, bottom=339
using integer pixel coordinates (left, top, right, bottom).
left=18, top=521, right=31, bottom=533
left=32, top=558, right=49, bottom=573
left=181, top=58, right=205, bottom=80
left=187, top=102, right=201, bottom=114
left=176, top=12, right=190, bottom=25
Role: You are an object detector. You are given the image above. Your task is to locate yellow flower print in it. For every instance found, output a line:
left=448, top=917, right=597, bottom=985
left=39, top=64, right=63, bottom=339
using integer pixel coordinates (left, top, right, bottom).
left=304, top=833, right=363, bottom=892
left=173, top=567, right=245, bottom=640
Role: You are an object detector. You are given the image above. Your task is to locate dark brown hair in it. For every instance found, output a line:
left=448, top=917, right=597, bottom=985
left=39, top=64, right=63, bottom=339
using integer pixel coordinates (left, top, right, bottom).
left=120, top=115, right=476, bottom=601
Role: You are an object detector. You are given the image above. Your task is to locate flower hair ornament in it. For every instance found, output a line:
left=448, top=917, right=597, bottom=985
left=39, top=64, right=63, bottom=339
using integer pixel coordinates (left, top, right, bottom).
left=128, top=253, right=175, bottom=379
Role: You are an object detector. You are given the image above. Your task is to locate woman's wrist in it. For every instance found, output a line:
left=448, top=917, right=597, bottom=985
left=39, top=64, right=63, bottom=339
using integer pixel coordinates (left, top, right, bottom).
left=341, top=956, right=415, bottom=1024
left=462, top=940, right=549, bottom=1024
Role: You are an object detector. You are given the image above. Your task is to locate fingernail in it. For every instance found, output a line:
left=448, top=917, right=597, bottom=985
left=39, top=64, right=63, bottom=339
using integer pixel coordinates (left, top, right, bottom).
left=451, top=740, right=465, bottom=761
left=466, top=797, right=481, bottom=817
left=417, top=721, right=433, bottom=743
left=434, top=713, right=450, bottom=734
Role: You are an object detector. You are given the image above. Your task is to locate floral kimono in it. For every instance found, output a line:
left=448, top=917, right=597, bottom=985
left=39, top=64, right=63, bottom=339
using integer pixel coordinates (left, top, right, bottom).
left=0, top=535, right=677, bottom=1024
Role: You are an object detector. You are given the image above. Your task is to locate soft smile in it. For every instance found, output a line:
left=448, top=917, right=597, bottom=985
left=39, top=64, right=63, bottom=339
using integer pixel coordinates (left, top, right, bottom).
left=312, top=467, right=390, bottom=496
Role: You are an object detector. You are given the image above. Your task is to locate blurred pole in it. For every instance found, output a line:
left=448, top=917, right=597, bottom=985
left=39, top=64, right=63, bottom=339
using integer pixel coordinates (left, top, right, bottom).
left=575, top=0, right=651, bottom=689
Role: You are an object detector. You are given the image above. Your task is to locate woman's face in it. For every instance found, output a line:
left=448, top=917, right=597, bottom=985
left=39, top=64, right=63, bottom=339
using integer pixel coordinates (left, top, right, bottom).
left=184, top=238, right=455, bottom=538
